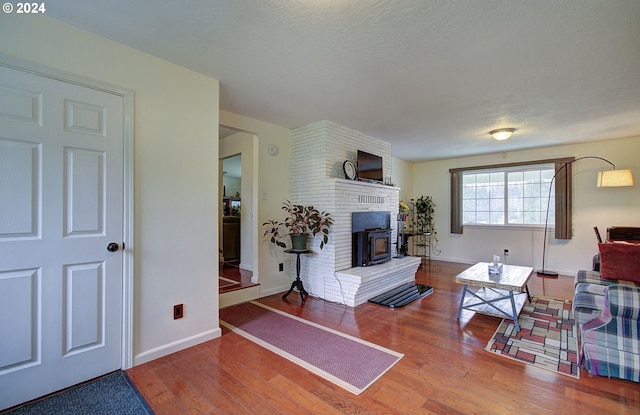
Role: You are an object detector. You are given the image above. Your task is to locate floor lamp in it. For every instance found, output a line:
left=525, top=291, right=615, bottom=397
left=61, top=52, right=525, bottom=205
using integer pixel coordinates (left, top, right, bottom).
left=536, top=156, right=634, bottom=277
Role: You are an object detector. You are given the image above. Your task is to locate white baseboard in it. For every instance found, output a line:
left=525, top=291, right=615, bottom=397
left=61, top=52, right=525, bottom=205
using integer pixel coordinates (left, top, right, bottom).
left=434, top=256, right=574, bottom=277
left=433, top=255, right=474, bottom=265
left=133, top=328, right=222, bottom=366
left=219, top=285, right=260, bottom=308
left=259, top=283, right=290, bottom=298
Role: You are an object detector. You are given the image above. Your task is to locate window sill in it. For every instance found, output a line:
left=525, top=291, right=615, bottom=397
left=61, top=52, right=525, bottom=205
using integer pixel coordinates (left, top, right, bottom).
left=463, top=224, right=548, bottom=232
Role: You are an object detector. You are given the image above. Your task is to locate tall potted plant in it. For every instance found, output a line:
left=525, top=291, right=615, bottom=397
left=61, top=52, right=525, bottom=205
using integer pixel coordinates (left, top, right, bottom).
left=412, top=195, right=439, bottom=254
left=263, top=200, right=333, bottom=250
left=414, top=195, right=435, bottom=236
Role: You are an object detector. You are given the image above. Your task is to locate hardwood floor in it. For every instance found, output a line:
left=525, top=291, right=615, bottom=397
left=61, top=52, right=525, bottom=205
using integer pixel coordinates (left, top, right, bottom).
left=128, top=259, right=640, bottom=414
left=219, top=261, right=257, bottom=294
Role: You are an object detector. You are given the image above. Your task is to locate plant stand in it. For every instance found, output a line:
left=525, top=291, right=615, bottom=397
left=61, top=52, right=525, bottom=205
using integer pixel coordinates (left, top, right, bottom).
left=282, top=249, right=311, bottom=304
left=408, top=196, right=436, bottom=262
left=411, top=232, right=431, bottom=261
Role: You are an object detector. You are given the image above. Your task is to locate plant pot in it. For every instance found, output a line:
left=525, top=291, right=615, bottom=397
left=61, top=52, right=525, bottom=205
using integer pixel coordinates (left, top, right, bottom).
left=290, top=233, right=309, bottom=251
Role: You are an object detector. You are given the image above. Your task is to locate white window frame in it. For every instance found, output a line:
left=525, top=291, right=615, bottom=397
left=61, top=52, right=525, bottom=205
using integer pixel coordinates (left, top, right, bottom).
left=449, top=157, right=574, bottom=238
left=461, top=164, right=555, bottom=228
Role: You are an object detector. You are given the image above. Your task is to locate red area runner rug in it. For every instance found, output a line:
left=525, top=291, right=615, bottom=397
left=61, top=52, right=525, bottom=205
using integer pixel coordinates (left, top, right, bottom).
left=485, top=296, right=579, bottom=378
left=219, top=301, right=403, bottom=394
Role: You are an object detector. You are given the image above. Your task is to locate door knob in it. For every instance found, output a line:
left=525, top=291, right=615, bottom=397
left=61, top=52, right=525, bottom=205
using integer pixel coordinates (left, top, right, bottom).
left=107, top=242, right=120, bottom=252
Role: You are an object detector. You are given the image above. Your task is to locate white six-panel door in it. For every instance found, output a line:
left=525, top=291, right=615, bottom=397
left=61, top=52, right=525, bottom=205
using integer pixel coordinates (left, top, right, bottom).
left=0, top=65, right=124, bottom=410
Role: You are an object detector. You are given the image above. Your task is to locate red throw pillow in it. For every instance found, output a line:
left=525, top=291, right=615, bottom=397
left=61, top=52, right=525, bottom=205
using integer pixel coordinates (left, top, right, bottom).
left=598, top=242, right=640, bottom=282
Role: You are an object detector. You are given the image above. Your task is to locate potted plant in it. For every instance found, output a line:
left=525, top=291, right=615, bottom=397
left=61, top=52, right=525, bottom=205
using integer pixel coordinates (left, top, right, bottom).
left=412, top=195, right=439, bottom=254
left=414, top=195, right=435, bottom=236
left=263, top=200, right=333, bottom=250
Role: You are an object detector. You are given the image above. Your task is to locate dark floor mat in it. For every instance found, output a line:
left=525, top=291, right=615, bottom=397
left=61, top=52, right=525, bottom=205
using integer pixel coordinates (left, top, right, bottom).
left=368, top=283, right=433, bottom=308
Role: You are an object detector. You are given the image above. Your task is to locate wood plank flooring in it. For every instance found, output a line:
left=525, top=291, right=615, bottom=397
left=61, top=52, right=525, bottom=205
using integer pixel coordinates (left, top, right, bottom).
left=128, top=260, right=640, bottom=414
left=219, top=261, right=257, bottom=294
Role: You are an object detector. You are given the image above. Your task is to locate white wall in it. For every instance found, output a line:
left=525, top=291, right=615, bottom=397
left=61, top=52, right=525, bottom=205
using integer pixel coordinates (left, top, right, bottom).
left=410, top=136, right=640, bottom=275
left=1, top=15, right=221, bottom=364
left=392, top=157, right=414, bottom=203
left=219, top=110, right=293, bottom=296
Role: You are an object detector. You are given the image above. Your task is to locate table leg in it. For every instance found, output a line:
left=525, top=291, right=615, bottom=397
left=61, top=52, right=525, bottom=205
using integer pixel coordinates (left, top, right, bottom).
left=457, top=285, right=468, bottom=318
left=457, top=286, right=525, bottom=332
left=509, top=291, right=520, bottom=332
left=298, top=279, right=308, bottom=303
left=282, top=279, right=296, bottom=300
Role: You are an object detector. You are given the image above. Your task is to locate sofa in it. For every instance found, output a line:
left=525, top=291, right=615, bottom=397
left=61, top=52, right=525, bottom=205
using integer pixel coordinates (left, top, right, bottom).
left=572, top=242, right=640, bottom=382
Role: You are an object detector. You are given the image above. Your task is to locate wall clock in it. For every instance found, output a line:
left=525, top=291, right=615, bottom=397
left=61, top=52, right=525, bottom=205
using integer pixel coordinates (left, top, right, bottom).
left=343, top=160, right=357, bottom=180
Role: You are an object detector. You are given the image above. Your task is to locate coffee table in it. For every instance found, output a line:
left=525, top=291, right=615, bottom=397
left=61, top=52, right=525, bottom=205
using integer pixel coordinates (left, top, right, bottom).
left=455, top=262, right=533, bottom=332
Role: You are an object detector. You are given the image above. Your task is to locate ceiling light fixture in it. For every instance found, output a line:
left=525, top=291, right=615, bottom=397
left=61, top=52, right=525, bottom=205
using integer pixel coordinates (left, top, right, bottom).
left=490, top=128, right=515, bottom=141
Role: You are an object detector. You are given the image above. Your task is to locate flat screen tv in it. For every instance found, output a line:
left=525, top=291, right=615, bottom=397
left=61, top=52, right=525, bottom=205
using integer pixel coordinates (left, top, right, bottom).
left=357, top=150, right=383, bottom=183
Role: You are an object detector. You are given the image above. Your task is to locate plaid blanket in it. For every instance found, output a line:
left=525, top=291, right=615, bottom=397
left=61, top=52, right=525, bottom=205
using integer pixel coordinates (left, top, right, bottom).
left=573, top=270, right=639, bottom=327
left=580, top=285, right=640, bottom=382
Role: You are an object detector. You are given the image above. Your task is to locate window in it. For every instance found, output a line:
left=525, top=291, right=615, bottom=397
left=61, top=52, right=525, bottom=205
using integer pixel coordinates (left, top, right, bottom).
left=462, top=166, right=555, bottom=226
left=450, top=157, right=574, bottom=239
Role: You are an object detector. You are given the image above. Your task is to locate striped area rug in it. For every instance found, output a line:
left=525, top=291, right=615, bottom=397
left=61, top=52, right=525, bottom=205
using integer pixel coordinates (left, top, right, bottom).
left=219, top=301, right=404, bottom=394
left=485, top=296, right=579, bottom=378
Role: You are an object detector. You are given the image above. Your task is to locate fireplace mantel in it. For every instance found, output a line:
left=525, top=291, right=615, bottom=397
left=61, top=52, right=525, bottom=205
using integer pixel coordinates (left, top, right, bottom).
left=335, top=178, right=400, bottom=191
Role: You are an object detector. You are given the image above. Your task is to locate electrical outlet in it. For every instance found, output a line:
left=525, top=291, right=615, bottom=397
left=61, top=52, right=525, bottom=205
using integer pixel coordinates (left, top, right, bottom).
left=173, top=304, right=184, bottom=319
left=279, top=263, right=284, bottom=272
left=504, top=249, right=509, bottom=256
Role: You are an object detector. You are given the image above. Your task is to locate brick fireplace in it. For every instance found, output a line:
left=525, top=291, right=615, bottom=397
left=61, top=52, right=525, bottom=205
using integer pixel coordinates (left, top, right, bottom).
left=289, top=121, right=421, bottom=306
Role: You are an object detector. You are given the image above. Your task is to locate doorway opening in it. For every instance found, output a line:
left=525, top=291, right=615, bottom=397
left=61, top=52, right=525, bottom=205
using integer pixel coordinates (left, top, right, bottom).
left=222, top=154, right=242, bottom=264
left=219, top=126, right=259, bottom=296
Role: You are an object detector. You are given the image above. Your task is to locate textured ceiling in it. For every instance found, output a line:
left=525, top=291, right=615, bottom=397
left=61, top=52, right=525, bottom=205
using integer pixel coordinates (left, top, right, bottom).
left=47, top=1, right=640, bottom=161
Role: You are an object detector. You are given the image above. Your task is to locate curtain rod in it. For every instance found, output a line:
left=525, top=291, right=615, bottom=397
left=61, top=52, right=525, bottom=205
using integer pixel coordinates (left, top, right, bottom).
left=448, top=157, right=575, bottom=173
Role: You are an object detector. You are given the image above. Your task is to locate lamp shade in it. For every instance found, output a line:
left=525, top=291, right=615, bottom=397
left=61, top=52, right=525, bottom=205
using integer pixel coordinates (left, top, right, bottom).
left=489, top=128, right=515, bottom=141
left=596, top=169, right=634, bottom=187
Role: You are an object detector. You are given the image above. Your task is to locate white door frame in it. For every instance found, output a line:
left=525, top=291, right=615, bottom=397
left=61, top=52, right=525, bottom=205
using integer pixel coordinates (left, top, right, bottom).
left=0, top=53, right=135, bottom=369
left=219, top=128, right=259, bottom=283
